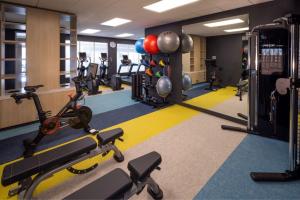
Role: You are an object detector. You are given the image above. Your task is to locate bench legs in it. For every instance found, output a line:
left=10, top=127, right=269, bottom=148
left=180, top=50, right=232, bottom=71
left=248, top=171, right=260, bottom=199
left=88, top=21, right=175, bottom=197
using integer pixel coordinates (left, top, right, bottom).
left=124, top=176, right=163, bottom=200
left=100, top=142, right=124, bottom=163
left=10, top=141, right=124, bottom=200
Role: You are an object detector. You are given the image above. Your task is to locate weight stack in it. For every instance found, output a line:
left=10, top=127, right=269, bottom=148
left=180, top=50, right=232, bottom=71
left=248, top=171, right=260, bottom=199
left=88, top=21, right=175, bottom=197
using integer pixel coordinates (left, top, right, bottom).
left=136, top=74, right=143, bottom=99
left=132, top=74, right=138, bottom=99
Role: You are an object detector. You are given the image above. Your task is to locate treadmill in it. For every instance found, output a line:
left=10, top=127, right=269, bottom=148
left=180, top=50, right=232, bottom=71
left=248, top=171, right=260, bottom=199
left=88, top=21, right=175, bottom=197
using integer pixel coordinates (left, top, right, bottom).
left=117, top=55, right=138, bottom=85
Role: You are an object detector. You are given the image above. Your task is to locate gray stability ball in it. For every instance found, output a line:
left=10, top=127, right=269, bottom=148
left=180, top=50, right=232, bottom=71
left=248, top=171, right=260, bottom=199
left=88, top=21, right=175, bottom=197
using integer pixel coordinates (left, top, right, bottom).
left=182, top=73, right=192, bottom=91
left=181, top=33, right=193, bottom=53
left=157, top=31, right=180, bottom=53
left=156, top=76, right=172, bottom=98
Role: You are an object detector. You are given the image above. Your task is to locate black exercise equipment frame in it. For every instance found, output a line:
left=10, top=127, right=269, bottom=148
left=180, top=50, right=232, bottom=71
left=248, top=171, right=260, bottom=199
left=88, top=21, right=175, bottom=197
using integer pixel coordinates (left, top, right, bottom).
left=2, top=131, right=125, bottom=200
left=98, top=53, right=124, bottom=91
left=77, top=52, right=101, bottom=95
left=249, top=14, right=300, bottom=182
left=11, top=77, right=93, bottom=157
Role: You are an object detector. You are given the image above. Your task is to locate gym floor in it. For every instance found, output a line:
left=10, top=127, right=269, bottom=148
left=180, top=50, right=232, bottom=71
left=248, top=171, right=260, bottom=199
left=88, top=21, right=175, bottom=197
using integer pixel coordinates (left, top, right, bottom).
left=1, top=85, right=299, bottom=199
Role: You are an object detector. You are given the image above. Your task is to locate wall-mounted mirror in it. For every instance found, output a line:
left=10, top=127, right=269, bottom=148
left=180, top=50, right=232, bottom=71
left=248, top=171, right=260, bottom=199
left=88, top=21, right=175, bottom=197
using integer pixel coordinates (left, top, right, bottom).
left=182, top=14, right=249, bottom=119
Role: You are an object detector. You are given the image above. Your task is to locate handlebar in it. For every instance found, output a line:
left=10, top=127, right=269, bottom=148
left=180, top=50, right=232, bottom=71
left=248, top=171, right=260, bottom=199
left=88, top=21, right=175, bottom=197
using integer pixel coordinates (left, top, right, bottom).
left=11, top=93, right=31, bottom=104
left=11, top=85, right=43, bottom=104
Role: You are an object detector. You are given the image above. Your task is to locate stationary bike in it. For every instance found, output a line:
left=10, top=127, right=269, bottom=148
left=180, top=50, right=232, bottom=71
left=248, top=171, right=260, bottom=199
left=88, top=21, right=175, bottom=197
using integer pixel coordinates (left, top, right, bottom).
left=11, top=78, right=93, bottom=157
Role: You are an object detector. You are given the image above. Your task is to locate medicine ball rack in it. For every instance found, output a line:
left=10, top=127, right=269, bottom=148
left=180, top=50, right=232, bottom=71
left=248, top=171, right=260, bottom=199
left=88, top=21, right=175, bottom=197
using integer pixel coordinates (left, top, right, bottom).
left=132, top=55, right=171, bottom=108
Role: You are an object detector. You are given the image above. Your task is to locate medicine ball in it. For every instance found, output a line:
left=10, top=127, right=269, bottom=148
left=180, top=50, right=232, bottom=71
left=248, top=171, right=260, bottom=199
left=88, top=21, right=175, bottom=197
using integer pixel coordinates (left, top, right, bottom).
left=144, top=35, right=159, bottom=55
left=156, top=76, right=172, bottom=98
left=181, top=33, right=193, bottom=53
left=135, top=39, right=145, bottom=54
left=182, top=73, right=192, bottom=91
left=157, top=31, right=180, bottom=53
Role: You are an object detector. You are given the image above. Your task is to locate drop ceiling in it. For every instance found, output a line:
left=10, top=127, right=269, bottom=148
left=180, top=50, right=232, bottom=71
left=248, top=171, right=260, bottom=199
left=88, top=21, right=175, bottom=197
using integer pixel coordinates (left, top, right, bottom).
left=3, top=0, right=272, bottom=39
left=183, top=14, right=249, bottom=37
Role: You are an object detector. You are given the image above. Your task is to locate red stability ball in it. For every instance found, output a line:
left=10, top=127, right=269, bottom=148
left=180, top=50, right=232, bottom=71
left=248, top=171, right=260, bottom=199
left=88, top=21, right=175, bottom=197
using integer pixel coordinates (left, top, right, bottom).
left=144, top=34, right=159, bottom=55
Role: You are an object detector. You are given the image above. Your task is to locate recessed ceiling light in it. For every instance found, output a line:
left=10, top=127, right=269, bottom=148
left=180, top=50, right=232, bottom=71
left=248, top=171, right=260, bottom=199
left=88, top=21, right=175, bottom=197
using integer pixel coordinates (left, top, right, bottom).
left=204, top=19, right=244, bottom=27
left=101, top=18, right=131, bottom=27
left=143, top=0, right=199, bottom=13
left=116, top=33, right=134, bottom=37
left=224, top=27, right=249, bottom=33
left=80, top=29, right=100, bottom=34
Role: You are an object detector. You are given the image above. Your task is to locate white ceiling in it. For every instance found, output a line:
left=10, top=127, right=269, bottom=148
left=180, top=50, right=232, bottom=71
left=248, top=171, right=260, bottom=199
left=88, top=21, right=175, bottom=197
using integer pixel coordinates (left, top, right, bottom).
left=4, top=0, right=272, bottom=39
left=183, top=14, right=249, bottom=37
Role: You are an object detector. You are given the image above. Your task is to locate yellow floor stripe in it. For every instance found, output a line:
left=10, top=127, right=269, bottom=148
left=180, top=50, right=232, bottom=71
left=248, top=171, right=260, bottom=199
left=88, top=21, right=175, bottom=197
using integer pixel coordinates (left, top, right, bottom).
left=0, top=87, right=236, bottom=199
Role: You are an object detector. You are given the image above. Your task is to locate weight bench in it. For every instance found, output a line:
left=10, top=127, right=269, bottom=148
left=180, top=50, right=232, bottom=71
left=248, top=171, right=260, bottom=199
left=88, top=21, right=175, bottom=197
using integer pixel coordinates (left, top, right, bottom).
left=65, top=151, right=163, bottom=200
left=1, top=128, right=124, bottom=200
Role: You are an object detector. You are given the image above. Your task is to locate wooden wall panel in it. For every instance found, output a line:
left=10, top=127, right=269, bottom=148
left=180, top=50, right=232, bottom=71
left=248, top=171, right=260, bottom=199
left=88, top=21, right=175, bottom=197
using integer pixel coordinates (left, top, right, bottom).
left=182, top=35, right=206, bottom=83
left=182, top=52, right=190, bottom=72
left=0, top=88, right=75, bottom=129
left=26, top=8, right=60, bottom=90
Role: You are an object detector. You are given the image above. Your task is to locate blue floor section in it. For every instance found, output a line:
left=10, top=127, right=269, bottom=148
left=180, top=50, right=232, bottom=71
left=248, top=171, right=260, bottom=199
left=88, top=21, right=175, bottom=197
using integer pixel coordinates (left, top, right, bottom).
left=82, top=90, right=137, bottom=115
left=184, top=83, right=210, bottom=99
left=194, top=135, right=300, bottom=200
left=0, top=90, right=137, bottom=140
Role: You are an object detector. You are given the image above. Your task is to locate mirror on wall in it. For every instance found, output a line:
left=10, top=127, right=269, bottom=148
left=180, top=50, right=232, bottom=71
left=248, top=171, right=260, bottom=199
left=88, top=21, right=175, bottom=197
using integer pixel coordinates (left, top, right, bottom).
left=182, top=14, right=249, bottom=119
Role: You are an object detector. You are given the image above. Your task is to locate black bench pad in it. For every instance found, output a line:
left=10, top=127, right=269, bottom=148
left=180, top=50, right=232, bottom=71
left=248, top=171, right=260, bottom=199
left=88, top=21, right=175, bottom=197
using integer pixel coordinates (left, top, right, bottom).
left=64, top=168, right=132, bottom=200
left=2, top=137, right=97, bottom=186
left=128, top=151, right=161, bottom=181
left=97, top=128, right=124, bottom=145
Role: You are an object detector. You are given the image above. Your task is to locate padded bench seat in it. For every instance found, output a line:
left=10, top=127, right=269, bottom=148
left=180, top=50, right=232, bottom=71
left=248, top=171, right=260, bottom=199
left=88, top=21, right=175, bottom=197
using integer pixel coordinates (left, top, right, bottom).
left=2, top=137, right=97, bottom=186
left=128, top=151, right=161, bottom=180
left=97, top=128, right=124, bottom=145
left=64, top=168, right=132, bottom=200
left=64, top=151, right=162, bottom=200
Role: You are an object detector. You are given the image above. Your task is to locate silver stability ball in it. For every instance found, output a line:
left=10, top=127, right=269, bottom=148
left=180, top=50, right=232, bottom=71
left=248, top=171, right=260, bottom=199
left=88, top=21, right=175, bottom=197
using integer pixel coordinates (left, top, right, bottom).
left=157, top=31, right=180, bottom=53
left=182, top=73, right=192, bottom=91
left=181, top=33, right=193, bottom=53
left=156, top=76, right=172, bottom=98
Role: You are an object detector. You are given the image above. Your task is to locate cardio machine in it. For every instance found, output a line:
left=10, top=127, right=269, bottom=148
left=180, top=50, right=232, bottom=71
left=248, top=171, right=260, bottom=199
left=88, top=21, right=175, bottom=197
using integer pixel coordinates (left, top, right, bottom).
left=11, top=76, right=94, bottom=157
left=205, top=58, right=222, bottom=91
left=98, top=53, right=123, bottom=91
left=98, top=53, right=110, bottom=86
left=77, top=52, right=101, bottom=95
left=118, top=55, right=138, bottom=85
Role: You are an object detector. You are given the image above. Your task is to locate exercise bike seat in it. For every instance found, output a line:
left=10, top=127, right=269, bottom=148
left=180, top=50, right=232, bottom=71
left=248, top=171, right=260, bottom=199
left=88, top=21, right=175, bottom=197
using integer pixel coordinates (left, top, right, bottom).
left=128, top=151, right=161, bottom=181
left=24, top=85, right=44, bottom=92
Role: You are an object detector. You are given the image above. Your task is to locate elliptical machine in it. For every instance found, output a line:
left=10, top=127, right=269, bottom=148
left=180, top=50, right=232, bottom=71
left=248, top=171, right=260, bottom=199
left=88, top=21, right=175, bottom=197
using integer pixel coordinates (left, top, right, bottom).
left=98, top=53, right=123, bottom=91
left=77, top=52, right=101, bottom=95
